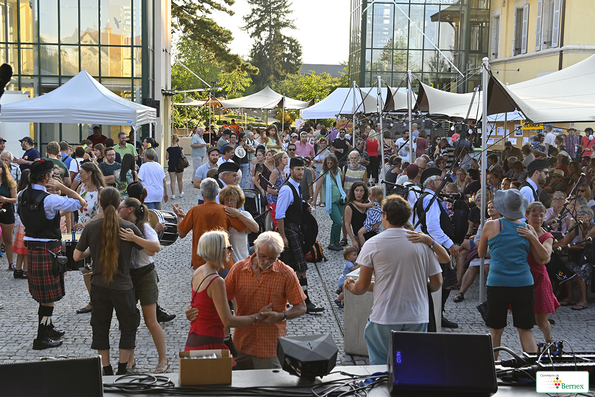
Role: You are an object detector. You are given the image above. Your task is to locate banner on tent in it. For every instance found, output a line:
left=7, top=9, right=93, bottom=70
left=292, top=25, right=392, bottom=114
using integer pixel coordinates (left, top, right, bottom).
left=521, top=123, right=543, bottom=130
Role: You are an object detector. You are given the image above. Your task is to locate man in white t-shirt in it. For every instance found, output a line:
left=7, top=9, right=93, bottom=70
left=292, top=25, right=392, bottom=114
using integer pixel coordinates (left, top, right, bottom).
left=395, top=130, right=411, bottom=163
left=190, top=126, right=207, bottom=175
left=138, top=148, right=168, bottom=210
left=345, top=195, right=444, bottom=365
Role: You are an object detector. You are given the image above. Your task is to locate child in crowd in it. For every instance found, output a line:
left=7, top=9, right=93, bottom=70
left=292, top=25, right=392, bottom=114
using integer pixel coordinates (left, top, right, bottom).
left=355, top=186, right=384, bottom=245
left=335, top=247, right=359, bottom=308
left=47, top=176, right=72, bottom=234
left=13, top=169, right=29, bottom=279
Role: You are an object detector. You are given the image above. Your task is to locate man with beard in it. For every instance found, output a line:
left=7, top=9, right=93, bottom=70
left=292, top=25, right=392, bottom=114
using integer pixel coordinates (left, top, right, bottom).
left=520, top=159, right=550, bottom=206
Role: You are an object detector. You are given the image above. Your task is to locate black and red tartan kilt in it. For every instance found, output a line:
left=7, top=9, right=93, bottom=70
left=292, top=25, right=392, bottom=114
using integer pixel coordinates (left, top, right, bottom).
left=26, top=242, right=65, bottom=304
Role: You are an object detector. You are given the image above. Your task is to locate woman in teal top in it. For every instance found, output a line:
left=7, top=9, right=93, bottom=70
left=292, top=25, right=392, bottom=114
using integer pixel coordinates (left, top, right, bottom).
left=479, top=189, right=537, bottom=360
left=314, top=154, right=346, bottom=251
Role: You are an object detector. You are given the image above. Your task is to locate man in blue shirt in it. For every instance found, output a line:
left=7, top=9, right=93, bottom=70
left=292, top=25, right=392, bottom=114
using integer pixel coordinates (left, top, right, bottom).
left=16, top=136, right=40, bottom=171
left=276, top=157, right=324, bottom=314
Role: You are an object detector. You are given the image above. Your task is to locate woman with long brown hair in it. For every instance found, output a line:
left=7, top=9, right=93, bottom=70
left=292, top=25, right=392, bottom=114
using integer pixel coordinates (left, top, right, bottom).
left=73, top=187, right=143, bottom=376
left=314, top=153, right=347, bottom=251
left=265, top=125, right=282, bottom=152
left=75, top=161, right=106, bottom=314
left=0, top=160, right=17, bottom=270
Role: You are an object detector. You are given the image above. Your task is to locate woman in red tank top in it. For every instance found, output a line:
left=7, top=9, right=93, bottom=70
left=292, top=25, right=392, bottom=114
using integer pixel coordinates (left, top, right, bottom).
left=185, top=231, right=262, bottom=355
left=365, top=131, right=380, bottom=184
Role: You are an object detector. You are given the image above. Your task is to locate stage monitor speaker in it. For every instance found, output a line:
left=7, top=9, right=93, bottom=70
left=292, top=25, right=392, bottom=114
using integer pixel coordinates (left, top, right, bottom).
left=388, top=332, right=497, bottom=396
left=0, top=356, right=103, bottom=397
left=277, top=334, right=338, bottom=379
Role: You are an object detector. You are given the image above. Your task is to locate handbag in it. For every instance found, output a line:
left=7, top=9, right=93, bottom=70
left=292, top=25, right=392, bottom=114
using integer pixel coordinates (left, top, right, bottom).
left=177, top=154, right=190, bottom=169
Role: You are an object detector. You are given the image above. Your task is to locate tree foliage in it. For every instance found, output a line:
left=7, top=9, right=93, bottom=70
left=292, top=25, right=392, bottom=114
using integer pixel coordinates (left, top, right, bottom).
left=244, top=0, right=302, bottom=89
left=172, top=0, right=257, bottom=74
left=217, top=70, right=252, bottom=99
left=272, top=65, right=349, bottom=103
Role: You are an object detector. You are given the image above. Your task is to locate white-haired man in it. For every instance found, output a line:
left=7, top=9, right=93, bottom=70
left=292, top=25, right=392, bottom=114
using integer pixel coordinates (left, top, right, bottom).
left=190, top=126, right=207, bottom=175
left=186, top=231, right=307, bottom=370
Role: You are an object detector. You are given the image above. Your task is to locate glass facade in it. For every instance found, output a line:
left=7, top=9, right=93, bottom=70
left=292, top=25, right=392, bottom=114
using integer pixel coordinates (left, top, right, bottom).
left=349, top=0, right=490, bottom=93
left=0, top=0, right=154, bottom=145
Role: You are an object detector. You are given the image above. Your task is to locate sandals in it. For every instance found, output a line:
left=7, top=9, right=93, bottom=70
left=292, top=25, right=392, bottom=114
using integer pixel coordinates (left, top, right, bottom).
left=126, top=359, right=137, bottom=373
left=76, top=304, right=92, bottom=314
left=453, top=292, right=465, bottom=303
left=154, top=360, right=169, bottom=374
left=571, top=304, right=588, bottom=311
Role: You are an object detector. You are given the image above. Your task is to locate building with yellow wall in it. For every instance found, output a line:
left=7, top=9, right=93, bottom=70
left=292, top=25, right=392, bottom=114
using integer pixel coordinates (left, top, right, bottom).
left=489, top=0, right=595, bottom=85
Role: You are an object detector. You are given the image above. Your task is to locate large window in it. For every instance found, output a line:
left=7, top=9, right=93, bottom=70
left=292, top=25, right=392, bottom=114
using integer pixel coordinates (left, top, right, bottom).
left=536, top=0, right=561, bottom=51
left=0, top=0, right=152, bottom=145
left=513, top=4, right=529, bottom=56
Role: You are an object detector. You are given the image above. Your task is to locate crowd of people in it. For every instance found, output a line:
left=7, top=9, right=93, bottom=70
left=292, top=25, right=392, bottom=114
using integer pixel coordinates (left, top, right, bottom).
left=4, top=118, right=594, bottom=373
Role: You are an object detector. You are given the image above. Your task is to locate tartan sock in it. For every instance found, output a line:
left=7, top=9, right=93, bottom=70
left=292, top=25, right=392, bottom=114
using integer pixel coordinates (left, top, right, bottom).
left=37, top=305, right=54, bottom=340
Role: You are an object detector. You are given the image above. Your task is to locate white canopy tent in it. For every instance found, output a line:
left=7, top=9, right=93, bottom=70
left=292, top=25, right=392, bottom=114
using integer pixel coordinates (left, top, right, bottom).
left=302, top=87, right=377, bottom=119
left=174, top=97, right=207, bottom=106
left=416, top=82, right=483, bottom=119
left=496, top=54, right=595, bottom=123
left=0, top=70, right=156, bottom=125
left=217, top=86, right=310, bottom=110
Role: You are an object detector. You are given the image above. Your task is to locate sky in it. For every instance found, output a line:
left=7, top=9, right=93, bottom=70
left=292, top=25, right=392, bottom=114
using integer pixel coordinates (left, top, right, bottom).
left=212, top=0, right=351, bottom=65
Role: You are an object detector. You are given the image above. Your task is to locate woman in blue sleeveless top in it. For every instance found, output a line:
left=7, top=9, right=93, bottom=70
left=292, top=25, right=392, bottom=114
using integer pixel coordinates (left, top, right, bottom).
left=478, top=189, right=537, bottom=360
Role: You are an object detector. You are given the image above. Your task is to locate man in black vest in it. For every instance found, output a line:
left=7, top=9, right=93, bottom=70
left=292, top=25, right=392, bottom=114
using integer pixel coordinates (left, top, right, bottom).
left=276, top=158, right=324, bottom=314
left=18, top=160, right=85, bottom=349
left=413, top=168, right=459, bottom=329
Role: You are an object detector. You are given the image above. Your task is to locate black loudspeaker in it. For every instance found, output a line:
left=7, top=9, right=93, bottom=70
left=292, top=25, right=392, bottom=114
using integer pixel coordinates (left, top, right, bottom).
left=388, top=332, right=498, bottom=396
left=277, top=334, right=338, bottom=379
left=0, top=356, right=103, bottom=397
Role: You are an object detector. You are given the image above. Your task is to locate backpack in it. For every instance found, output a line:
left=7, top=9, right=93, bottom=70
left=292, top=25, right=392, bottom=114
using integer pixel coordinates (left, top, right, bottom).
left=305, top=241, right=327, bottom=263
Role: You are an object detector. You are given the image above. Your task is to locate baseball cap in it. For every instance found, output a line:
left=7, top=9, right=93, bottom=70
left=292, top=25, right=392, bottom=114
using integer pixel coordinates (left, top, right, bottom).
left=19, top=136, right=33, bottom=145
left=291, top=133, right=298, bottom=137
left=0, top=137, right=6, bottom=143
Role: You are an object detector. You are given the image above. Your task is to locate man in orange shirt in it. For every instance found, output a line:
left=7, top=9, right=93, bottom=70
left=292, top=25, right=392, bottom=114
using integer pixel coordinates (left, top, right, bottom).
left=229, top=119, right=240, bottom=134
left=186, top=231, right=306, bottom=369
left=173, top=178, right=245, bottom=270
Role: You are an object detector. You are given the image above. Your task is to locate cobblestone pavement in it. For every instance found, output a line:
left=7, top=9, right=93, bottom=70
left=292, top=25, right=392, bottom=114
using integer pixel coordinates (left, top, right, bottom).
left=0, top=163, right=594, bottom=373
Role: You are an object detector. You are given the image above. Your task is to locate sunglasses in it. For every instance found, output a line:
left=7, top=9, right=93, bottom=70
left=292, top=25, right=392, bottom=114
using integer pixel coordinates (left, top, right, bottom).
left=224, top=246, right=233, bottom=251
left=287, top=148, right=296, bottom=151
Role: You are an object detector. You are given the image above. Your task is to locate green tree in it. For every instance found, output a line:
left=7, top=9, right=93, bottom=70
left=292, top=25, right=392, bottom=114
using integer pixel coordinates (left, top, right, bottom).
left=172, top=0, right=257, bottom=73
left=217, top=69, right=251, bottom=99
left=171, top=35, right=221, bottom=91
left=244, top=0, right=302, bottom=89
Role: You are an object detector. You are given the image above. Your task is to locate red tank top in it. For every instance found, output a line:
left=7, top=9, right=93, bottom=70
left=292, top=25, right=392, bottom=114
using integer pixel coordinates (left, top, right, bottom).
left=189, top=275, right=224, bottom=338
left=366, top=139, right=379, bottom=157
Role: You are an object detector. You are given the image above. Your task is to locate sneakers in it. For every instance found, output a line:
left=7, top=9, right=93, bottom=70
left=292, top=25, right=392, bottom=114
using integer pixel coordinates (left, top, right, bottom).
left=306, top=301, right=325, bottom=314
left=156, top=305, right=176, bottom=323
left=334, top=300, right=344, bottom=309
left=8, top=263, right=15, bottom=271
left=14, top=269, right=27, bottom=279
left=171, top=195, right=176, bottom=200
left=179, top=192, right=184, bottom=198
left=327, top=244, right=343, bottom=251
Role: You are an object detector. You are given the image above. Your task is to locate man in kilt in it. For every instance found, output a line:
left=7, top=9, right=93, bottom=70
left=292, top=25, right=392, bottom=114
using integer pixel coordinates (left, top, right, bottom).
left=18, top=160, right=85, bottom=349
left=276, top=157, right=324, bottom=314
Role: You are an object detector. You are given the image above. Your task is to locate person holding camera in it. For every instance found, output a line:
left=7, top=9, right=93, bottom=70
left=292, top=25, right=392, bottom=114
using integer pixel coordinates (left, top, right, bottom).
left=17, top=160, right=85, bottom=350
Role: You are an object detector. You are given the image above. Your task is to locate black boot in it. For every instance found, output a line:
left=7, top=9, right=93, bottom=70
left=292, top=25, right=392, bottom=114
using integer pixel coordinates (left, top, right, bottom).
left=305, top=292, right=324, bottom=314
left=33, top=305, right=63, bottom=350
left=156, top=304, right=176, bottom=323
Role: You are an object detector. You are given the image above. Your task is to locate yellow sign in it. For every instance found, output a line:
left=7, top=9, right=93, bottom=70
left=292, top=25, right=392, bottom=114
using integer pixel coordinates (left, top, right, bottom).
left=522, top=123, right=543, bottom=130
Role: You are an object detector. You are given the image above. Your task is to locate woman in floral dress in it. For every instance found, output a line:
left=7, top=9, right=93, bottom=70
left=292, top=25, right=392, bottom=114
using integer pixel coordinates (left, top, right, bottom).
left=75, top=162, right=106, bottom=314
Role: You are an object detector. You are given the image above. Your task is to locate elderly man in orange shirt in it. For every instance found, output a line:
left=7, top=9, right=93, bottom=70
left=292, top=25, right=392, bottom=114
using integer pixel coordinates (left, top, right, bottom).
left=186, top=231, right=307, bottom=370
left=173, top=178, right=246, bottom=272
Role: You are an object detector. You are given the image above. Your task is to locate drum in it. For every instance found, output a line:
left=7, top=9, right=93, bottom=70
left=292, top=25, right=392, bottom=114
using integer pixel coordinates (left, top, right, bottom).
left=61, top=233, right=91, bottom=271
left=148, top=210, right=179, bottom=246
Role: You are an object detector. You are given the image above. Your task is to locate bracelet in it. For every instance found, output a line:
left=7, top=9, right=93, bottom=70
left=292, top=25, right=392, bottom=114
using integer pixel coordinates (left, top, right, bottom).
left=282, top=311, right=287, bottom=321
left=254, top=315, right=259, bottom=324
left=430, top=240, right=435, bottom=249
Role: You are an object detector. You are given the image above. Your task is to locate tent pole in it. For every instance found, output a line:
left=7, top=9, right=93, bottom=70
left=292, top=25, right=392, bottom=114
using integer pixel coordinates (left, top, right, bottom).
left=377, top=76, right=385, bottom=194
left=479, top=57, right=489, bottom=303
left=352, top=81, right=356, bottom=147
left=407, top=70, right=413, bottom=163
left=244, top=110, right=247, bottom=130
left=282, top=95, right=285, bottom=136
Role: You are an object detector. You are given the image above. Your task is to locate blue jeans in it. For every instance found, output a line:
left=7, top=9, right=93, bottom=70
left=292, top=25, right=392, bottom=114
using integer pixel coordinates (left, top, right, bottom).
left=364, top=320, right=428, bottom=365
left=145, top=202, right=160, bottom=210
left=240, top=163, right=250, bottom=189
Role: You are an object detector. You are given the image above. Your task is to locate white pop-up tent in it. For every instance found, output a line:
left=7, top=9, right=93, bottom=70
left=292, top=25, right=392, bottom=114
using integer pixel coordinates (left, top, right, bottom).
left=218, top=86, right=311, bottom=110
left=302, top=87, right=378, bottom=119
left=0, top=70, right=157, bottom=125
